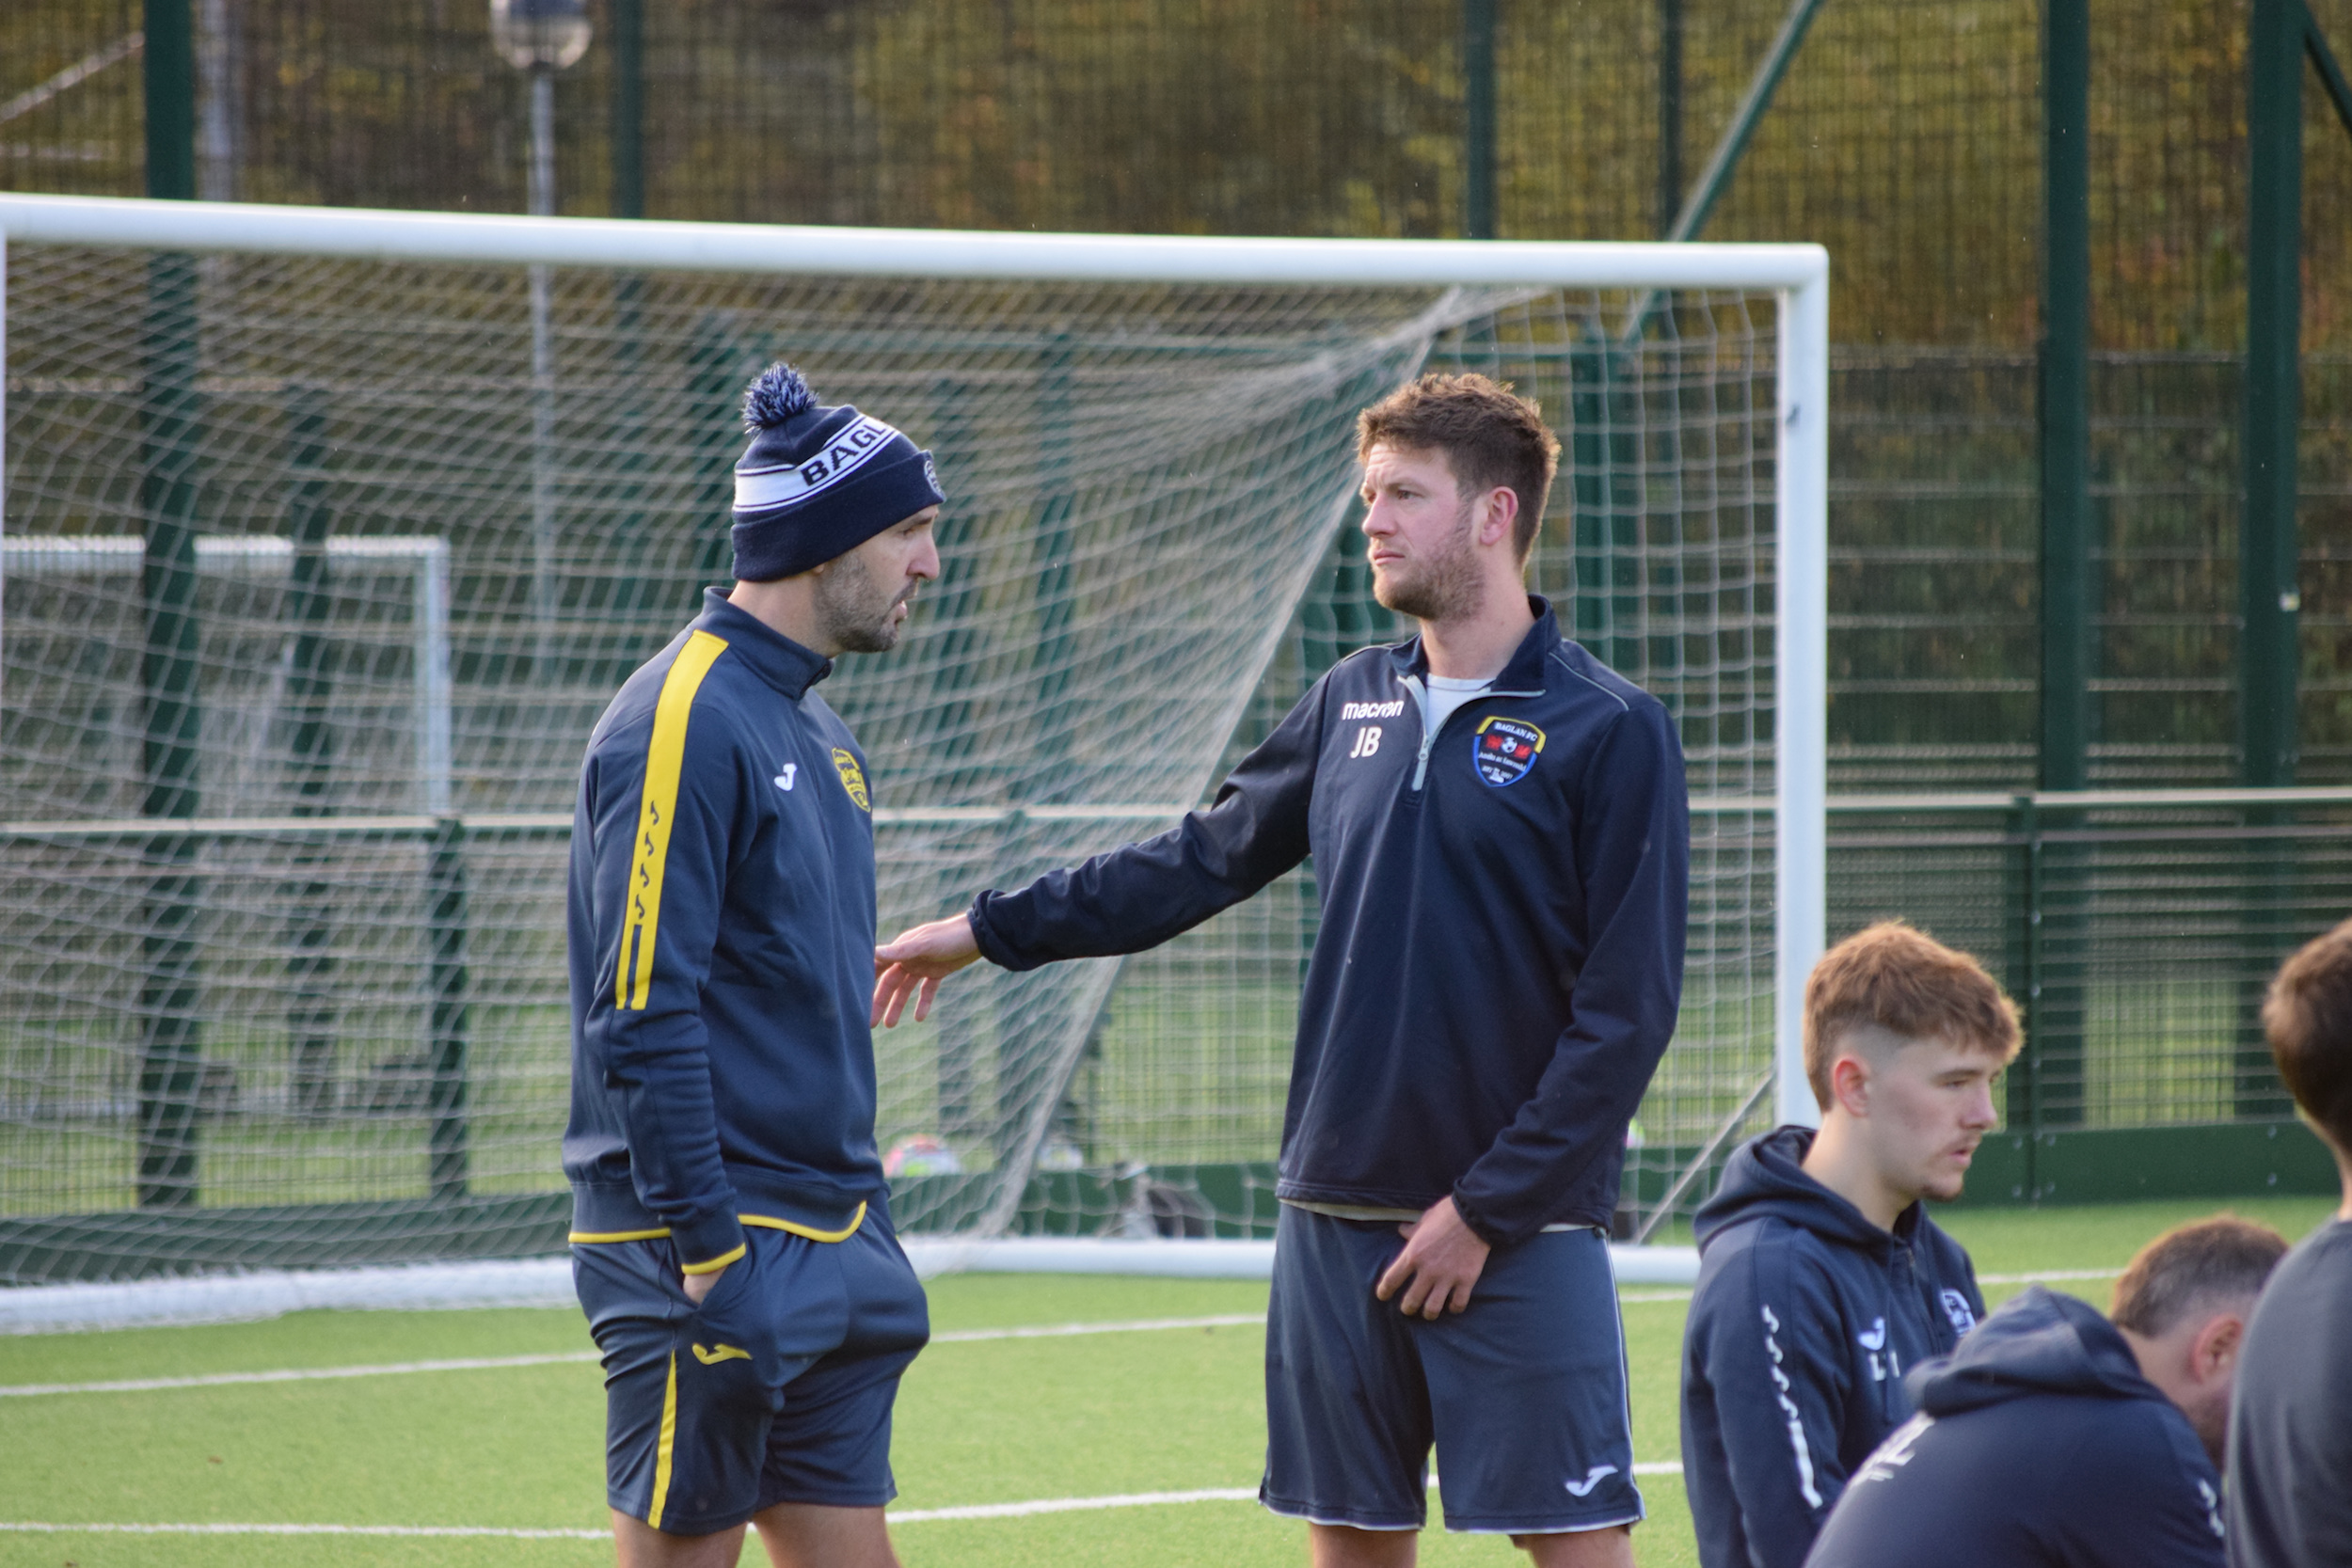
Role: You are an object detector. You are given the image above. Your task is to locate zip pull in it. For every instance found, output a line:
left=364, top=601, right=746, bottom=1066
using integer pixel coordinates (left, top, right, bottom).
left=1401, top=675, right=1438, bottom=791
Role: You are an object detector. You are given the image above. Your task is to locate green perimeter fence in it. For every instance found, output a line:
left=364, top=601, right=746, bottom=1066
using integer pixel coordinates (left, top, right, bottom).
left=2, top=790, right=2343, bottom=1284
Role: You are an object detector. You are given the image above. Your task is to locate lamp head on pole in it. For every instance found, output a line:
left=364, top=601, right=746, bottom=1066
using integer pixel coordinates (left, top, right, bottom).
left=490, top=0, right=592, bottom=71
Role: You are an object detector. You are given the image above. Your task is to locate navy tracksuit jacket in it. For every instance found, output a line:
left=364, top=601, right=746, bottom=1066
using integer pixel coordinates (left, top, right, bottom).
left=564, top=591, right=889, bottom=1273
left=970, top=597, right=1688, bottom=1245
left=1681, top=1125, right=1987, bottom=1568
left=1804, top=1285, right=2229, bottom=1568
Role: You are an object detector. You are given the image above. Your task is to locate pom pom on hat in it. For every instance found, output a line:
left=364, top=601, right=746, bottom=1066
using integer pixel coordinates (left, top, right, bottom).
left=742, top=361, right=818, bottom=432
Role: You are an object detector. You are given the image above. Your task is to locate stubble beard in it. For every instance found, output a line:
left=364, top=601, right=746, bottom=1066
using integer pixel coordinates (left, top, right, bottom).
left=1371, top=500, right=1484, bottom=625
left=815, top=549, right=914, bottom=654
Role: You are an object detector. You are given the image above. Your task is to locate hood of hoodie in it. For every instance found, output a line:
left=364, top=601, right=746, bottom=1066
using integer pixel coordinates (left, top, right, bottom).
left=1693, top=1123, right=1923, bottom=1258
left=1907, top=1283, right=2162, bottom=1417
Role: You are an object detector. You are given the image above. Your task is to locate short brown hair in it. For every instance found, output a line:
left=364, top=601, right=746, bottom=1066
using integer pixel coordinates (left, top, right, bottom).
left=1803, top=921, right=2021, bottom=1108
left=1356, top=372, right=1563, bottom=562
left=2110, top=1216, right=2287, bottom=1338
left=2263, top=918, right=2352, bottom=1153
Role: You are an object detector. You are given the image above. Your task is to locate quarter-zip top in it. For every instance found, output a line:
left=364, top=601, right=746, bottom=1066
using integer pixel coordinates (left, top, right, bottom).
left=968, top=597, right=1689, bottom=1245
left=564, top=591, right=889, bottom=1274
left=1680, top=1124, right=1987, bottom=1568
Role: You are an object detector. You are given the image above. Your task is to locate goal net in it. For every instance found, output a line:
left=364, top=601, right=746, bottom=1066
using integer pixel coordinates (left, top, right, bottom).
left=0, top=197, right=1825, bottom=1289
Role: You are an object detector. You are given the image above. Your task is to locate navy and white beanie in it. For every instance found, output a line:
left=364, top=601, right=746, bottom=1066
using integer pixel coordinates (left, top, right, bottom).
left=730, top=362, right=945, bottom=582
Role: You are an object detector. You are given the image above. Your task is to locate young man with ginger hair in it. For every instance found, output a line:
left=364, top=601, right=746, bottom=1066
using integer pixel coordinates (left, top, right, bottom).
left=1679, top=921, right=2018, bottom=1568
left=2225, top=918, right=2352, bottom=1568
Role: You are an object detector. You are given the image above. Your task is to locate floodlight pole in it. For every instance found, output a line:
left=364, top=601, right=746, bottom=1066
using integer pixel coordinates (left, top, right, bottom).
left=493, top=0, right=591, bottom=682
left=528, top=62, right=558, bottom=683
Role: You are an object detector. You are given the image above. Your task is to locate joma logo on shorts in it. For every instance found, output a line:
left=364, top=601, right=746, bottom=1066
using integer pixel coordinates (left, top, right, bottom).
left=691, top=1342, right=751, bottom=1365
left=1565, top=1463, right=1618, bottom=1497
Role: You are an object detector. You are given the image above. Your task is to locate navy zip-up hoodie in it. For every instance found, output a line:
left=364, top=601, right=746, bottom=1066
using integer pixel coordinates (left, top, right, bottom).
left=1682, top=1125, right=1986, bottom=1568
left=564, top=591, right=887, bottom=1273
left=970, top=598, right=1687, bottom=1244
left=1804, top=1285, right=2229, bottom=1568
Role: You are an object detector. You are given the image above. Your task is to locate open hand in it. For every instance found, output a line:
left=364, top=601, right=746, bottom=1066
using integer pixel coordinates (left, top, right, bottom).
left=1374, top=1196, right=1491, bottom=1319
left=872, top=914, right=982, bottom=1026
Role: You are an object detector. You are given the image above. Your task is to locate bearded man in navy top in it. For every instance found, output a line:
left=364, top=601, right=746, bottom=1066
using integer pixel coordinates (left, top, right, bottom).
left=566, top=364, right=943, bottom=1568
left=875, top=372, right=1689, bottom=1568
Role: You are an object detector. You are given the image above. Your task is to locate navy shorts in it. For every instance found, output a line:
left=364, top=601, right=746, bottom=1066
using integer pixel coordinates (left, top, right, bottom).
left=572, top=1209, right=930, bottom=1536
left=1260, top=1205, right=1642, bottom=1535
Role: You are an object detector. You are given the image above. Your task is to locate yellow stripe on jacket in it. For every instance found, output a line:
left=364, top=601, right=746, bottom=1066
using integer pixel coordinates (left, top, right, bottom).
left=616, top=629, right=729, bottom=1011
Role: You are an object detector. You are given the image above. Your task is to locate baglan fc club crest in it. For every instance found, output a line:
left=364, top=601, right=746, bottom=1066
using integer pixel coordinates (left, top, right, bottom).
left=832, top=748, right=871, bottom=812
left=1473, top=716, right=1545, bottom=786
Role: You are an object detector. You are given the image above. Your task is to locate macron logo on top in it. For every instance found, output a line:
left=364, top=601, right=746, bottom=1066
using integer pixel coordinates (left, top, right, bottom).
left=1340, top=699, right=1406, bottom=721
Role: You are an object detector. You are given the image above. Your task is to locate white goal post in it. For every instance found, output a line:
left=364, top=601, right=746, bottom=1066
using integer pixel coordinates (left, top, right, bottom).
left=0, top=196, right=1824, bottom=1314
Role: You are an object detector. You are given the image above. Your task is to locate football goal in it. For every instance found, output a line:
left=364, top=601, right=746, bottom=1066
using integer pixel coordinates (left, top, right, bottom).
left=0, top=193, right=1825, bottom=1294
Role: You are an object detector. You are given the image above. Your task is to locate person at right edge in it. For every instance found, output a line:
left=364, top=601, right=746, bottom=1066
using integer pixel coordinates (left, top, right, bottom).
left=2226, top=917, right=2352, bottom=1568
left=1680, top=922, right=2018, bottom=1568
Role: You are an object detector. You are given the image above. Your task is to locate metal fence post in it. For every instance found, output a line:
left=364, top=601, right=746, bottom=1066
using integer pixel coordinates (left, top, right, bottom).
left=1571, top=330, right=1640, bottom=673
left=135, top=0, right=206, bottom=1210
left=2029, top=0, right=2096, bottom=1149
left=2040, top=0, right=2091, bottom=792
left=427, top=815, right=470, bottom=1201
left=1463, top=0, right=1498, bottom=240
left=2236, top=0, right=2308, bottom=1117
left=2242, top=0, right=2302, bottom=792
left=1657, top=0, right=1684, bottom=237
left=611, top=0, right=644, bottom=221
left=284, top=394, right=338, bottom=1117
left=2015, top=795, right=2047, bottom=1198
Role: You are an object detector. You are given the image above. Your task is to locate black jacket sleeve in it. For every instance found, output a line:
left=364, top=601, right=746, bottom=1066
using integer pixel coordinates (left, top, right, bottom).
left=1451, top=699, right=1689, bottom=1244
left=970, top=675, right=1324, bottom=968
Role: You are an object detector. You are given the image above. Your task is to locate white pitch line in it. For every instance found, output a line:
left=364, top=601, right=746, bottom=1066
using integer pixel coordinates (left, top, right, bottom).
left=0, top=1351, right=599, bottom=1399
left=0, top=1523, right=611, bottom=1539
left=931, top=1313, right=1263, bottom=1343
left=894, top=1488, right=1258, bottom=1522
left=0, top=1315, right=1265, bottom=1399
left=0, top=1467, right=1692, bottom=1538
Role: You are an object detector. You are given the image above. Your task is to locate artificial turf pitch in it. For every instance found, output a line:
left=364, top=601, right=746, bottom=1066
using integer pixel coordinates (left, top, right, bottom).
left=0, top=1196, right=2335, bottom=1567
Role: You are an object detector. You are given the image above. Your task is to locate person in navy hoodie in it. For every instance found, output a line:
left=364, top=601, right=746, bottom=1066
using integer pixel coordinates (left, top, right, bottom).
left=1681, top=922, right=2017, bottom=1568
left=873, top=373, right=1688, bottom=1568
left=566, top=363, right=944, bottom=1568
left=1805, top=1216, right=2288, bottom=1568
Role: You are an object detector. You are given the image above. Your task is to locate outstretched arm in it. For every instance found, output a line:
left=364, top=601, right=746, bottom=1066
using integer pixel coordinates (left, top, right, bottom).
left=872, top=913, right=981, bottom=1027
left=871, top=672, right=1328, bottom=1022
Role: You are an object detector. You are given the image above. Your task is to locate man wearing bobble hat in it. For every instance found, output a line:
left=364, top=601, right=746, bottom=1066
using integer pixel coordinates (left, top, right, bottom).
left=564, top=363, right=942, bottom=1567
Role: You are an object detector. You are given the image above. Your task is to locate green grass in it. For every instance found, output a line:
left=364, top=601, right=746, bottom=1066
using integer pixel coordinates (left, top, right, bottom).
left=0, top=1198, right=2339, bottom=1567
